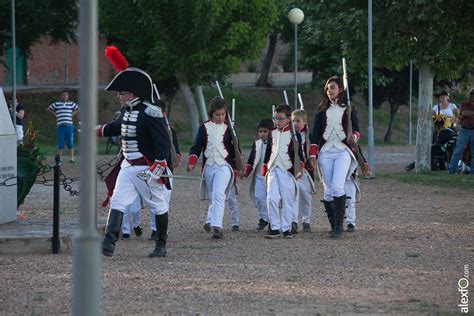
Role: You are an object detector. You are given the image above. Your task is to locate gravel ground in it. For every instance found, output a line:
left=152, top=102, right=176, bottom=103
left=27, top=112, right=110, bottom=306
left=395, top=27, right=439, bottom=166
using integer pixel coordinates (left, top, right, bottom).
left=1, top=145, right=473, bottom=315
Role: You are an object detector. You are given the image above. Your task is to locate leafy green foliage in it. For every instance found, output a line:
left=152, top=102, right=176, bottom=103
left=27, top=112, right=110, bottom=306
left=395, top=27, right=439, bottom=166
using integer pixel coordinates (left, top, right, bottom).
left=0, top=0, right=77, bottom=58
left=99, top=0, right=278, bottom=85
left=299, top=0, right=474, bottom=87
left=17, top=122, right=46, bottom=206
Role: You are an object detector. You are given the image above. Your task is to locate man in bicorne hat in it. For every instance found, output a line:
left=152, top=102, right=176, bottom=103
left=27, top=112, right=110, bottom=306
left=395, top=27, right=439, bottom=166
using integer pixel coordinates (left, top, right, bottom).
left=98, top=67, right=172, bottom=258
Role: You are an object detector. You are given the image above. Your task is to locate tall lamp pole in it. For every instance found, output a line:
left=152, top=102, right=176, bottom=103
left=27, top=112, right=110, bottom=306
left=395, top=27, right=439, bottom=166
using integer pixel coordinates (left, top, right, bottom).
left=367, top=0, right=375, bottom=175
left=11, top=0, right=17, bottom=129
left=288, top=8, right=304, bottom=109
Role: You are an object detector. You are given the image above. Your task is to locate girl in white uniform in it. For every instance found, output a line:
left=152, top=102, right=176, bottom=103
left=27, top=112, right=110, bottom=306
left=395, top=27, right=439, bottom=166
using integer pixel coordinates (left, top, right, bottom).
left=187, top=97, right=239, bottom=239
left=309, top=76, right=359, bottom=238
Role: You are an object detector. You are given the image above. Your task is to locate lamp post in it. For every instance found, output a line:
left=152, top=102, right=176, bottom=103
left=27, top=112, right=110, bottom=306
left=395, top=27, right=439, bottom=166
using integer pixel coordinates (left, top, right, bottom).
left=288, top=8, right=304, bottom=109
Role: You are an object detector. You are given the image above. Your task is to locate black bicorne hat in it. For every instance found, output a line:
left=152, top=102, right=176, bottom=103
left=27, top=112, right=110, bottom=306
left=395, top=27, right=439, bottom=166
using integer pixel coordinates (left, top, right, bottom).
left=105, top=67, right=154, bottom=102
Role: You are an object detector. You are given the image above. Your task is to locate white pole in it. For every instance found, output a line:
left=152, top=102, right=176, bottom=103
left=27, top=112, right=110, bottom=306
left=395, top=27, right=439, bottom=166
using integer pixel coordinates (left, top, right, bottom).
left=153, top=83, right=161, bottom=100
left=231, top=98, right=235, bottom=123
left=283, top=90, right=289, bottom=105
left=298, top=93, right=304, bottom=110
left=367, top=0, right=375, bottom=175
left=408, top=60, right=413, bottom=145
left=73, top=1, right=101, bottom=315
left=215, top=81, right=224, bottom=99
left=342, top=57, right=351, bottom=107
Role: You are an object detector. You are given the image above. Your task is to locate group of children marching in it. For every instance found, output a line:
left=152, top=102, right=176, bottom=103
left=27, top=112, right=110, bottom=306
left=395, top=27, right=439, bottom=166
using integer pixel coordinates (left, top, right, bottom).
left=112, top=78, right=366, bottom=257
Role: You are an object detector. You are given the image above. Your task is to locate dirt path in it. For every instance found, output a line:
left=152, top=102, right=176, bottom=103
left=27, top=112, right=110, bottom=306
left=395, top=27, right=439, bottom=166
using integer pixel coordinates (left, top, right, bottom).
left=1, top=145, right=472, bottom=315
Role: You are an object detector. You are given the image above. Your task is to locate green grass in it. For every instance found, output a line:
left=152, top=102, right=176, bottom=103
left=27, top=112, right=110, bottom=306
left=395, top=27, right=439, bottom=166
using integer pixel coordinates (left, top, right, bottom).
left=379, top=171, right=474, bottom=190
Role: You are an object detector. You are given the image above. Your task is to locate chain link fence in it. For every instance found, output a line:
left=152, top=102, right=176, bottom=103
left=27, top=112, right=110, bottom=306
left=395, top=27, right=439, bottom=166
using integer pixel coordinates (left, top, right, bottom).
left=0, top=156, right=118, bottom=197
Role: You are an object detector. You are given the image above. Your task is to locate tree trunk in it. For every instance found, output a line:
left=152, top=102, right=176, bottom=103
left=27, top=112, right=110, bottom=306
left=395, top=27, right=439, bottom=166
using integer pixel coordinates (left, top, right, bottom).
left=415, top=65, right=433, bottom=173
left=256, top=32, right=278, bottom=87
left=195, top=85, right=208, bottom=122
left=384, top=102, right=400, bottom=143
left=177, top=82, right=199, bottom=139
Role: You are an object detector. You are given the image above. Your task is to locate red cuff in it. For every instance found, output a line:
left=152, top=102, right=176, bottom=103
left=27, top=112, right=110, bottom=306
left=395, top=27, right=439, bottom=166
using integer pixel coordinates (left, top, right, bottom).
left=187, top=154, right=198, bottom=167
left=353, top=131, right=361, bottom=142
left=97, top=125, right=104, bottom=137
left=150, top=159, right=167, bottom=171
left=261, top=164, right=268, bottom=176
left=309, top=144, right=319, bottom=157
left=245, top=164, right=253, bottom=177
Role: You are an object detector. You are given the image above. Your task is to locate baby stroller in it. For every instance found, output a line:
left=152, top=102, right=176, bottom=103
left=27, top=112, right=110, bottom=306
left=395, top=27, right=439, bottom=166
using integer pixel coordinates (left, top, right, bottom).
left=431, top=127, right=457, bottom=171
left=105, top=111, right=122, bottom=154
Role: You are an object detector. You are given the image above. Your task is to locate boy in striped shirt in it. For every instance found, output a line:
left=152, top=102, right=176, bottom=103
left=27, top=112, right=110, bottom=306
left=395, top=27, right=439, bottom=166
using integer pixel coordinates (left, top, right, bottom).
left=47, top=89, right=80, bottom=162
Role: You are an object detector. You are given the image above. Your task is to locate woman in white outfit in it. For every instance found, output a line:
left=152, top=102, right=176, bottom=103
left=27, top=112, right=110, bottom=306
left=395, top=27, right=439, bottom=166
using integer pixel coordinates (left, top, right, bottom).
left=309, top=76, right=359, bottom=238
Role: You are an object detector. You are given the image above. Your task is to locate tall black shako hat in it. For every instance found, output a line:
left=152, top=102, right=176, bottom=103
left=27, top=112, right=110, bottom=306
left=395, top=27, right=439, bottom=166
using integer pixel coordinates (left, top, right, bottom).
left=105, top=67, right=155, bottom=103
left=104, top=46, right=155, bottom=103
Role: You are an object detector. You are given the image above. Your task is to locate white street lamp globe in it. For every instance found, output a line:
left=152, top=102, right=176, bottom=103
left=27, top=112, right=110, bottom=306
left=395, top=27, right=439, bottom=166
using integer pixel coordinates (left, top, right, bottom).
left=288, top=8, right=304, bottom=25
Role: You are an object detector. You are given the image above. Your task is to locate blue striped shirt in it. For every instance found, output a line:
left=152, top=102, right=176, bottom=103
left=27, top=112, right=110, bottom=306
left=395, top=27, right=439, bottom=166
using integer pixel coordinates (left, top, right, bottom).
left=48, top=101, right=79, bottom=126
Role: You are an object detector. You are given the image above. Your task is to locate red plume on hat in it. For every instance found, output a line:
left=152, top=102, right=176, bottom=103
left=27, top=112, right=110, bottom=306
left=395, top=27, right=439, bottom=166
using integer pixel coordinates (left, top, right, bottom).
left=104, top=45, right=129, bottom=72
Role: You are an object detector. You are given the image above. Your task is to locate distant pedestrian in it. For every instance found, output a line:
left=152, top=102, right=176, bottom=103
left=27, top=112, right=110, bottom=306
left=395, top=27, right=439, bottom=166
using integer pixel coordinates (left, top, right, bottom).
left=8, top=95, right=25, bottom=141
left=47, top=89, right=79, bottom=162
left=448, top=88, right=474, bottom=175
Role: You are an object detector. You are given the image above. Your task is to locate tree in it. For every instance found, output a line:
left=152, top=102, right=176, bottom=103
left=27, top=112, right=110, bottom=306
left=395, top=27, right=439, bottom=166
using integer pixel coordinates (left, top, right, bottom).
left=0, top=0, right=77, bottom=58
left=255, top=0, right=292, bottom=87
left=298, top=0, right=474, bottom=171
left=99, top=0, right=278, bottom=137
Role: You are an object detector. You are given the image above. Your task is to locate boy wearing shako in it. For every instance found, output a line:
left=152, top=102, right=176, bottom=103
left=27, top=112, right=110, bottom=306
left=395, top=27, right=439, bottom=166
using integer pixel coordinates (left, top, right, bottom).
left=186, top=97, right=240, bottom=239
left=98, top=67, right=172, bottom=258
left=242, top=118, right=274, bottom=231
left=291, top=109, right=317, bottom=233
left=262, top=104, right=304, bottom=239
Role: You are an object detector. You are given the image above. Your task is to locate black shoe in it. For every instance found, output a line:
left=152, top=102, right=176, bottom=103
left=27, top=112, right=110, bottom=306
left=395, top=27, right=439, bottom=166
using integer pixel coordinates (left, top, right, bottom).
left=212, top=228, right=223, bottom=239
left=346, top=224, right=355, bottom=232
left=282, top=230, right=293, bottom=239
left=265, top=229, right=281, bottom=239
left=133, top=226, right=143, bottom=237
left=148, top=230, right=157, bottom=241
left=148, top=240, right=166, bottom=258
left=291, top=222, right=298, bottom=234
left=231, top=225, right=240, bottom=231
left=121, top=233, right=130, bottom=240
left=330, top=226, right=343, bottom=238
left=302, top=222, right=311, bottom=232
left=203, top=223, right=211, bottom=232
left=256, top=219, right=269, bottom=231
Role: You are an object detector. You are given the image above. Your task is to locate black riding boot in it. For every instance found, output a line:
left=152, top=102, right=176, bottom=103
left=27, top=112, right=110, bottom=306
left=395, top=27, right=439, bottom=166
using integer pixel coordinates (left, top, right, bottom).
left=148, top=213, right=168, bottom=258
left=323, top=200, right=336, bottom=235
left=331, top=195, right=346, bottom=238
left=102, top=209, right=124, bottom=256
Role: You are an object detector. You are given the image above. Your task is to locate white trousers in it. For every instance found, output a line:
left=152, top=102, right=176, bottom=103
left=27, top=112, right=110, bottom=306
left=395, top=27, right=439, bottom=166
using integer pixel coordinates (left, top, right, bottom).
left=296, top=170, right=313, bottom=224
left=121, top=195, right=141, bottom=234
left=344, top=176, right=357, bottom=226
left=204, top=163, right=232, bottom=228
left=149, top=188, right=172, bottom=230
left=15, top=125, right=24, bottom=141
left=318, top=147, right=351, bottom=201
left=255, top=175, right=268, bottom=221
left=110, top=159, right=170, bottom=216
left=266, top=167, right=296, bottom=232
left=206, top=185, right=239, bottom=227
